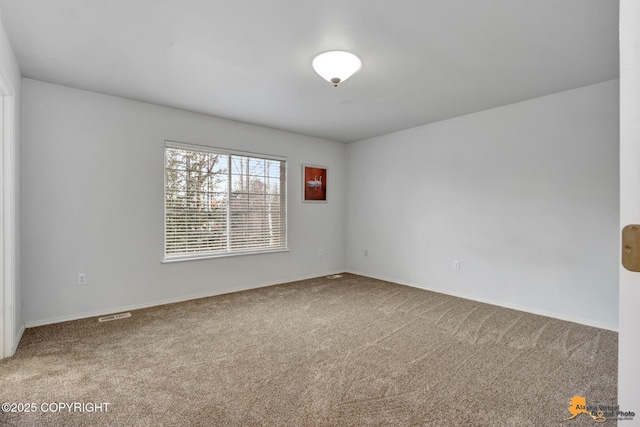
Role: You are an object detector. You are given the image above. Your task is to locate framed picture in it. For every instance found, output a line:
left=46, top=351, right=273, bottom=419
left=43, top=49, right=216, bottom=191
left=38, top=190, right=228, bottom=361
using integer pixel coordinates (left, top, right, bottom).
left=303, top=164, right=327, bottom=202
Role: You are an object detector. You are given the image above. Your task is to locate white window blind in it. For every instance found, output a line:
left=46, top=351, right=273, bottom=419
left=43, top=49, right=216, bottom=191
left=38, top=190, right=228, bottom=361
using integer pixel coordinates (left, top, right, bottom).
left=164, top=142, right=287, bottom=261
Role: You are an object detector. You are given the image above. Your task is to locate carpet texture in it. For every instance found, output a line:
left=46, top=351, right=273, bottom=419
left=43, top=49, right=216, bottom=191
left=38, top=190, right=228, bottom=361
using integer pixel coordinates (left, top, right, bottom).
left=0, top=274, right=618, bottom=426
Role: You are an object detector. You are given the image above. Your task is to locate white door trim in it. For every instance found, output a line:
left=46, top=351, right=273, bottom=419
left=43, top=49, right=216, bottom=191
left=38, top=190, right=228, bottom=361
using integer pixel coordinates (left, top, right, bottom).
left=0, top=68, right=15, bottom=359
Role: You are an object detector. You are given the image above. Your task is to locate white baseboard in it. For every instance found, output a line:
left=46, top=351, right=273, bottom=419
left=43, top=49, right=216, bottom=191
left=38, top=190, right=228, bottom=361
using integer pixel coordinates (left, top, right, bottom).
left=24, top=270, right=345, bottom=328
left=345, top=269, right=618, bottom=332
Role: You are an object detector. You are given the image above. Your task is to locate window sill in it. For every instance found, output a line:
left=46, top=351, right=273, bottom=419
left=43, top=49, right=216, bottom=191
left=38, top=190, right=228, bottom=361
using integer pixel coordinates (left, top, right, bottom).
left=161, top=248, right=290, bottom=263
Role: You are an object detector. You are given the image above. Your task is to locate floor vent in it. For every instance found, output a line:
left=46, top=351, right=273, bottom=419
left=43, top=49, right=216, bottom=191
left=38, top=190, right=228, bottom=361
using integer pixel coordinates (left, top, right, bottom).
left=98, top=312, right=132, bottom=322
left=326, top=274, right=343, bottom=279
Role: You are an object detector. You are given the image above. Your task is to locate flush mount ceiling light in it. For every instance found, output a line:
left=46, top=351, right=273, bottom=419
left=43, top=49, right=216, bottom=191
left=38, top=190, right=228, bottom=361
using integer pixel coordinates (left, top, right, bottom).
left=312, top=51, right=362, bottom=87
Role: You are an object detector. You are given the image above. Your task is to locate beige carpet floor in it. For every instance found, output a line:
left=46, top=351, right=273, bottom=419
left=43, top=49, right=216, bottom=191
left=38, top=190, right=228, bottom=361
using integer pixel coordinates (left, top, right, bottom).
left=0, top=274, right=617, bottom=426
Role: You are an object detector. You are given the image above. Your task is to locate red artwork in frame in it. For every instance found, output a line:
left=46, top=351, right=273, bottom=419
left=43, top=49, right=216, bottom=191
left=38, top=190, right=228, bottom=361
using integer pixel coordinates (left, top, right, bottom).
left=303, top=164, right=327, bottom=202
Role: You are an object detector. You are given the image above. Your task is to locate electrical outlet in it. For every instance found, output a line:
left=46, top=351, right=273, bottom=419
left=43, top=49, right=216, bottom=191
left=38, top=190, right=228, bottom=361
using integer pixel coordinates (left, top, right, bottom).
left=364, top=249, right=368, bottom=256
left=453, top=260, right=461, bottom=270
left=78, top=273, right=87, bottom=285
left=319, top=248, right=323, bottom=257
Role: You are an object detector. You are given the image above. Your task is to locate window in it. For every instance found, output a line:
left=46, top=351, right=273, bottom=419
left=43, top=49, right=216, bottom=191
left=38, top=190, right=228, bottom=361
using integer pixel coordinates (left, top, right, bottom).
left=164, top=141, right=287, bottom=261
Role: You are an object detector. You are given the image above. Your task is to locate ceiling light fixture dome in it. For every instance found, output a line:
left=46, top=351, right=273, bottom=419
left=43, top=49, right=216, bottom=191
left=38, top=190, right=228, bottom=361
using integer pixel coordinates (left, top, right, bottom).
left=312, top=51, right=361, bottom=87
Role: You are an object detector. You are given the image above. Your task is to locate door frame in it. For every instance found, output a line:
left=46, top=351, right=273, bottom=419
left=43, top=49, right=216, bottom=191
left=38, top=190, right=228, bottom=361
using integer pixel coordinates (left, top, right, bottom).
left=0, top=69, right=16, bottom=359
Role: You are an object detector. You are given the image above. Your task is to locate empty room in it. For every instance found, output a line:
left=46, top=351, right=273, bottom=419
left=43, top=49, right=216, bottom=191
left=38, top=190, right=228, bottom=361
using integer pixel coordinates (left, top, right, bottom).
left=1, top=1, right=639, bottom=426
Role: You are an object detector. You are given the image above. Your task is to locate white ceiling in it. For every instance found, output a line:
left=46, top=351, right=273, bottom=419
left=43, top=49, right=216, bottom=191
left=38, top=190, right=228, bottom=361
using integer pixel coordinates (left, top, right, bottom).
left=0, top=0, right=619, bottom=143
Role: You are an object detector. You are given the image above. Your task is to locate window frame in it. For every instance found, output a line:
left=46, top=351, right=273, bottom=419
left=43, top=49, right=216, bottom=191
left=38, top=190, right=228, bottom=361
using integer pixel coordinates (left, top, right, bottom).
left=163, top=140, right=288, bottom=263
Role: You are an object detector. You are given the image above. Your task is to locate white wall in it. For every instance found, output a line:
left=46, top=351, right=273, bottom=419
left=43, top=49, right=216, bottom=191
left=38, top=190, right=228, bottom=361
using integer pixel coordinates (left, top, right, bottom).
left=0, top=12, right=22, bottom=355
left=21, top=77, right=620, bottom=333
left=346, top=80, right=619, bottom=330
left=618, top=0, right=640, bottom=414
left=22, top=79, right=345, bottom=326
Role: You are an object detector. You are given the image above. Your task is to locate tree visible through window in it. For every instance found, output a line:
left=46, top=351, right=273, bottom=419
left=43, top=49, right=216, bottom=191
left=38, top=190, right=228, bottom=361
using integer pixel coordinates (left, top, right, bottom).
left=164, top=142, right=287, bottom=260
